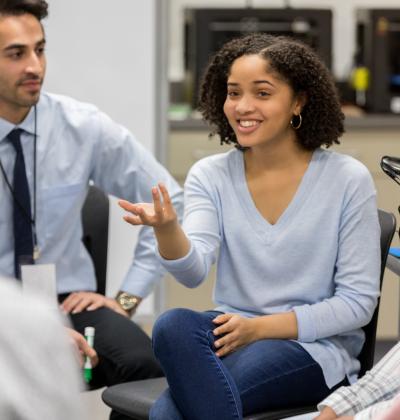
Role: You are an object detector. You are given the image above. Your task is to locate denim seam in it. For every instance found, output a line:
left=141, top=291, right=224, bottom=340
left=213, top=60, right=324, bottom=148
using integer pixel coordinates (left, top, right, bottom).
left=206, top=329, right=242, bottom=420
left=240, top=361, right=321, bottom=398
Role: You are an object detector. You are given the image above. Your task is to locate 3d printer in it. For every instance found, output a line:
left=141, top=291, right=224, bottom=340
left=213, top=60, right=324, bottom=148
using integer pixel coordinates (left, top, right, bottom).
left=184, top=8, right=332, bottom=108
left=356, top=9, right=400, bottom=113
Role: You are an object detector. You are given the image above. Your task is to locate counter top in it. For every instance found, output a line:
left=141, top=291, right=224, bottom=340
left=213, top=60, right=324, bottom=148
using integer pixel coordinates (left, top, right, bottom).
left=170, top=114, right=400, bottom=131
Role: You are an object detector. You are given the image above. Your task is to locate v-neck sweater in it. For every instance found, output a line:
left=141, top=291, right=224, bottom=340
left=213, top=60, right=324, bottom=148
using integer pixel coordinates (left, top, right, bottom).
left=159, top=147, right=381, bottom=388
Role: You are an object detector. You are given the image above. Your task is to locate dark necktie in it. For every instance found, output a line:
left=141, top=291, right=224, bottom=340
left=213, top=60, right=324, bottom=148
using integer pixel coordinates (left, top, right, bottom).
left=9, top=129, right=34, bottom=278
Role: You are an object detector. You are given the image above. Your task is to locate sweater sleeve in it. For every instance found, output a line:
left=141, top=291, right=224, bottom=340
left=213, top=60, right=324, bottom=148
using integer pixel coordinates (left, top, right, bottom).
left=158, top=161, right=221, bottom=287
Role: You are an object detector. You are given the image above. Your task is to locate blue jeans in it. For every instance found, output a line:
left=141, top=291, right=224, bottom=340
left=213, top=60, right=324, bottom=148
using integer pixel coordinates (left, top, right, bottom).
left=150, top=308, right=344, bottom=420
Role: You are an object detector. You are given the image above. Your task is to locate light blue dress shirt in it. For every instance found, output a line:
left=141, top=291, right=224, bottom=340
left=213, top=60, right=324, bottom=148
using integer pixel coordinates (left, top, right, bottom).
left=0, top=92, right=183, bottom=297
left=159, top=148, right=381, bottom=388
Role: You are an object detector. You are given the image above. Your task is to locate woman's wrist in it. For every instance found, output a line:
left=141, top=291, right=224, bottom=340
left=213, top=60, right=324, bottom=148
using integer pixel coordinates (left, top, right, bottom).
left=154, top=218, right=179, bottom=236
left=252, top=312, right=298, bottom=341
left=155, top=220, right=191, bottom=260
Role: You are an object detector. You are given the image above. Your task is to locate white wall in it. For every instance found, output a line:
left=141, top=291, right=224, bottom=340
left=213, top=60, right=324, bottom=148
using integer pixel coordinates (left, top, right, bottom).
left=44, top=0, right=156, bottom=149
left=169, top=0, right=400, bottom=81
left=43, top=0, right=166, bottom=318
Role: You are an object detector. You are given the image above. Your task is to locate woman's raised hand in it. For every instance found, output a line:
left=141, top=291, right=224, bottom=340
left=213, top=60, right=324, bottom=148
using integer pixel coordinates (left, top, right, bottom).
left=119, top=183, right=177, bottom=229
left=120, top=183, right=190, bottom=260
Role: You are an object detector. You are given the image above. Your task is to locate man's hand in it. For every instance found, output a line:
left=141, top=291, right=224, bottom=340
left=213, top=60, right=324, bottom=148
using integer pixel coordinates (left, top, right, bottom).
left=66, top=327, right=99, bottom=368
left=61, top=291, right=130, bottom=317
left=313, top=407, right=341, bottom=420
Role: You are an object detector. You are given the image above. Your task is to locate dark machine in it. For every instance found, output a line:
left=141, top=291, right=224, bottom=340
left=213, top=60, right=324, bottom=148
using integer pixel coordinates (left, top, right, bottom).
left=356, top=9, right=400, bottom=113
left=184, top=8, right=332, bottom=108
left=381, top=156, right=400, bottom=239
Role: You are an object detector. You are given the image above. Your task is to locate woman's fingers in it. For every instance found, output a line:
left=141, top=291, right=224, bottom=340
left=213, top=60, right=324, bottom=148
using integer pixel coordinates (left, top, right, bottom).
left=212, top=313, right=232, bottom=324
left=216, top=345, right=232, bottom=357
left=118, top=199, right=138, bottom=213
left=119, top=183, right=177, bottom=227
left=120, top=199, right=157, bottom=226
left=215, top=334, right=236, bottom=357
left=123, top=214, right=143, bottom=226
left=158, top=183, right=172, bottom=207
left=159, top=183, right=178, bottom=222
left=152, top=187, right=164, bottom=218
left=212, top=314, right=244, bottom=356
left=212, top=313, right=234, bottom=336
left=119, top=200, right=147, bottom=223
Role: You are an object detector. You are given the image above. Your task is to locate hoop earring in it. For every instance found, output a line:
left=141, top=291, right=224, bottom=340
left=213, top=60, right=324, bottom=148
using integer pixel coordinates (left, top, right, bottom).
left=290, top=113, right=302, bottom=130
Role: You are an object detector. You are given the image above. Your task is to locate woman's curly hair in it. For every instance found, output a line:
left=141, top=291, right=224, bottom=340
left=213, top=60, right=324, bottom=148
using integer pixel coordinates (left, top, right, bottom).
left=198, top=33, right=344, bottom=151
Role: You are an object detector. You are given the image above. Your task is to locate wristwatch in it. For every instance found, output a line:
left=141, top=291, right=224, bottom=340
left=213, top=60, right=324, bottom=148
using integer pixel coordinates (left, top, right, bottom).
left=115, top=291, right=141, bottom=315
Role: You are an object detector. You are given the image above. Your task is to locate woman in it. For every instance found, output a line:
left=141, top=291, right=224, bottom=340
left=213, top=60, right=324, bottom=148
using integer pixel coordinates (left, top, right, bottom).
left=119, top=34, right=381, bottom=419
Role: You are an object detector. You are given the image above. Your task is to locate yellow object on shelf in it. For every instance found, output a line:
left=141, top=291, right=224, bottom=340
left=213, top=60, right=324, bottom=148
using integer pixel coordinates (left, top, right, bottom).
left=352, top=66, right=370, bottom=91
left=351, top=66, right=370, bottom=107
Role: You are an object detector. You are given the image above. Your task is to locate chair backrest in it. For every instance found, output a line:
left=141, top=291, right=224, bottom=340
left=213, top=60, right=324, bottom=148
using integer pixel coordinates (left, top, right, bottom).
left=358, top=208, right=396, bottom=377
left=81, top=185, right=110, bottom=296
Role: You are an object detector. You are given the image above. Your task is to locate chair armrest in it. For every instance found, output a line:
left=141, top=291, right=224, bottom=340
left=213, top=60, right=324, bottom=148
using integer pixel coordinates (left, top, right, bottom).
left=387, top=254, right=400, bottom=276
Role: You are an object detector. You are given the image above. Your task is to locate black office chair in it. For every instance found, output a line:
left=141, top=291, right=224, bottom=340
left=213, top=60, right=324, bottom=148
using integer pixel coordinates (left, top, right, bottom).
left=81, top=185, right=110, bottom=296
left=102, top=209, right=396, bottom=420
left=81, top=185, right=110, bottom=392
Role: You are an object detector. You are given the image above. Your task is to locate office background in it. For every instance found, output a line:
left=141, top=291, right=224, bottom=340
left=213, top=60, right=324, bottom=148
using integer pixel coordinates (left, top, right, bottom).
left=169, top=0, right=400, bottom=82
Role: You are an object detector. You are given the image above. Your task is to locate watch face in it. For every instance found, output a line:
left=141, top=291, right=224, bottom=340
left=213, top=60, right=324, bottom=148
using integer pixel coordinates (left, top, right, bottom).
left=119, top=293, right=137, bottom=310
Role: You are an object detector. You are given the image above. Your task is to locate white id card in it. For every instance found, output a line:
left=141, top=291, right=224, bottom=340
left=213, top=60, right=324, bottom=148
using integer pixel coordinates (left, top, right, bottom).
left=21, top=264, right=57, bottom=307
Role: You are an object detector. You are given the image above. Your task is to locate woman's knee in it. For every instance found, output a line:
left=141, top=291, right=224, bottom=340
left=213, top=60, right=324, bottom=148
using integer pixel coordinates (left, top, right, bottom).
left=149, top=389, right=183, bottom=420
left=153, top=308, right=195, bottom=343
left=152, top=308, right=208, bottom=355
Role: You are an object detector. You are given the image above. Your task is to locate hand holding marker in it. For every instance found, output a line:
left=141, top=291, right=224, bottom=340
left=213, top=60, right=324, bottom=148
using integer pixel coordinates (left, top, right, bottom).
left=84, top=327, right=95, bottom=383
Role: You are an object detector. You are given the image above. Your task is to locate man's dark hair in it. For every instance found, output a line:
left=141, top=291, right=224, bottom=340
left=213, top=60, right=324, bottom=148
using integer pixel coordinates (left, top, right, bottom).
left=0, top=0, right=48, bottom=21
left=198, top=33, right=344, bottom=151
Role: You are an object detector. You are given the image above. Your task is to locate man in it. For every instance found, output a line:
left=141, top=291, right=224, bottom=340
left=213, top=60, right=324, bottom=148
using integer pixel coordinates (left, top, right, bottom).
left=314, top=341, right=400, bottom=420
left=0, top=277, right=85, bottom=420
left=0, top=1, right=183, bottom=418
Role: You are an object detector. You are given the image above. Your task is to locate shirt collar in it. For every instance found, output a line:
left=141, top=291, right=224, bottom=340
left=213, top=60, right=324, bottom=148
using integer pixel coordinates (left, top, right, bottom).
left=0, top=95, right=42, bottom=143
left=0, top=118, right=15, bottom=144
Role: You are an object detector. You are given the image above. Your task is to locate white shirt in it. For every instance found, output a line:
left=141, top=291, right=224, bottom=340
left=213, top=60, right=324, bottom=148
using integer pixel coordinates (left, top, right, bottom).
left=318, top=341, right=400, bottom=419
left=0, top=92, right=183, bottom=296
left=0, top=278, right=84, bottom=420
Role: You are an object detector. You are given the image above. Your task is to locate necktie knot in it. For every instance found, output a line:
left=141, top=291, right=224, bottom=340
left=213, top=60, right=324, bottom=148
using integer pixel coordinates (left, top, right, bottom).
left=8, top=129, right=23, bottom=154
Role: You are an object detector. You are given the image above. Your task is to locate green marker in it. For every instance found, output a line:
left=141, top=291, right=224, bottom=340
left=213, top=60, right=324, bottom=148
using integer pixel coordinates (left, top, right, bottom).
left=83, top=326, right=95, bottom=383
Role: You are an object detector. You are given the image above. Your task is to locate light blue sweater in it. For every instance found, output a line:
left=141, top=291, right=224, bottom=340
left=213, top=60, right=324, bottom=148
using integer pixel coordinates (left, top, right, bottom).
left=159, top=148, right=381, bottom=388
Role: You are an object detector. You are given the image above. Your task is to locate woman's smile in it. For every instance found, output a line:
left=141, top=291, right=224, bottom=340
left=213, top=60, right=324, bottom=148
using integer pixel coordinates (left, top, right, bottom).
left=236, top=119, right=262, bottom=134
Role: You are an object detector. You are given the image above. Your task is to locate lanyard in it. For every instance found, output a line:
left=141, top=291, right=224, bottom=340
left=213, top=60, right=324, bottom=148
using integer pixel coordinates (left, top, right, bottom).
left=0, top=106, right=39, bottom=260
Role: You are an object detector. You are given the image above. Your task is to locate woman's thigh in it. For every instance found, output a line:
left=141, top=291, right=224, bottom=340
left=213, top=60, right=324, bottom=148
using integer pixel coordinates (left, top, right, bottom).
left=222, top=339, right=332, bottom=415
left=153, top=310, right=342, bottom=417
